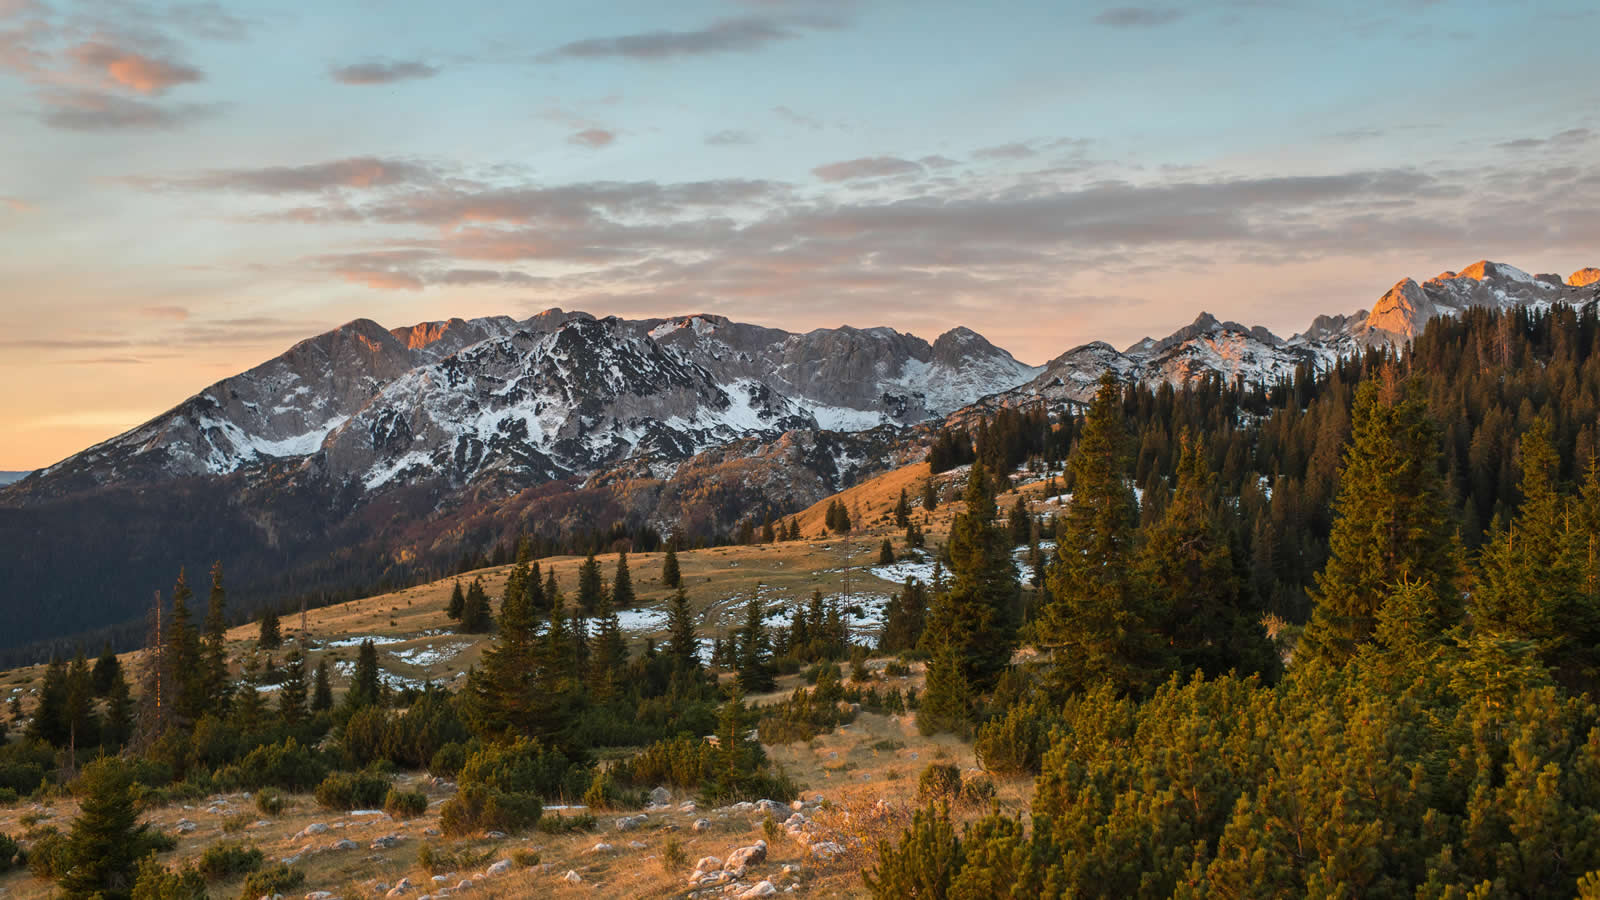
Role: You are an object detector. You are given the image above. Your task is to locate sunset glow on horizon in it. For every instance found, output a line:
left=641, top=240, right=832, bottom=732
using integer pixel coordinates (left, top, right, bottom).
left=3, top=0, right=1598, bottom=470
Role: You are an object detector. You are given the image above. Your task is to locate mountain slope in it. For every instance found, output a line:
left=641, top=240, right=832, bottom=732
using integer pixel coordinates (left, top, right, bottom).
left=2, top=258, right=1596, bottom=657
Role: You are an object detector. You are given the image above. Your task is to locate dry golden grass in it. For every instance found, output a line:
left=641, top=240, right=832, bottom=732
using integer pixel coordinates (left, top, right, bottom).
left=0, top=458, right=1069, bottom=897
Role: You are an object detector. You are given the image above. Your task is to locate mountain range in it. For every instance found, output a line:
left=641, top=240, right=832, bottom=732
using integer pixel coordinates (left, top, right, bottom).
left=2, top=260, right=1597, bottom=658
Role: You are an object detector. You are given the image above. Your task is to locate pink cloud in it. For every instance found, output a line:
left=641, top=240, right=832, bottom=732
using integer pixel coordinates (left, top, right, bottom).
left=570, top=128, right=616, bottom=148
left=69, top=42, right=201, bottom=95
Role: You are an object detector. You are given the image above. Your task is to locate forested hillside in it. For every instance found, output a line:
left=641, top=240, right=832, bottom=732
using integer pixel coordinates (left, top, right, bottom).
left=868, top=303, right=1600, bottom=897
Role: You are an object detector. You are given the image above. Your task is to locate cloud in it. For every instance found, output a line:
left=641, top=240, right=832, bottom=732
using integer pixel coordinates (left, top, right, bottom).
left=812, top=156, right=923, bottom=182
left=125, top=157, right=445, bottom=193
left=314, top=249, right=536, bottom=291
left=1, top=195, right=32, bottom=212
left=973, top=142, right=1036, bottom=161
left=1497, top=128, right=1594, bottom=151
left=329, top=60, right=439, bottom=85
left=706, top=129, right=754, bottom=146
left=540, top=15, right=836, bottom=62
left=340, top=269, right=425, bottom=291
left=69, top=41, right=201, bottom=94
left=919, top=155, right=960, bottom=169
left=773, top=105, right=821, bottom=130
left=40, top=90, right=219, bottom=130
left=569, top=127, right=615, bottom=148
left=1093, top=7, right=1184, bottom=26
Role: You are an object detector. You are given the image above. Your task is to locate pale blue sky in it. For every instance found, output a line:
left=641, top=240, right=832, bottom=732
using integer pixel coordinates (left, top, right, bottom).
left=2, top=0, right=1598, bottom=467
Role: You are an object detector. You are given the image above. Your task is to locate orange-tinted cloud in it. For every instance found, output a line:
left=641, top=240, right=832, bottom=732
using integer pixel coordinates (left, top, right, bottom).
left=339, top=269, right=425, bottom=291
left=69, top=41, right=202, bottom=95
left=570, top=127, right=615, bottom=148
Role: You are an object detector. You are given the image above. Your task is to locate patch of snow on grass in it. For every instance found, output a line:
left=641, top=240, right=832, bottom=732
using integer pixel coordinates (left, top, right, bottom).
left=389, top=642, right=472, bottom=667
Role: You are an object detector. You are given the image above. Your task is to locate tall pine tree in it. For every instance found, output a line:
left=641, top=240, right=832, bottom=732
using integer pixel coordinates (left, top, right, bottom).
left=612, top=551, right=635, bottom=609
left=202, top=561, right=231, bottom=712
left=1039, top=373, right=1161, bottom=695
left=662, top=542, right=682, bottom=589
left=920, top=459, right=1018, bottom=691
left=1301, top=378, right=1457, bottom=665
left=1137, top=434, right=1275, bottom=680
left=666, top=587, right=700, bottom=673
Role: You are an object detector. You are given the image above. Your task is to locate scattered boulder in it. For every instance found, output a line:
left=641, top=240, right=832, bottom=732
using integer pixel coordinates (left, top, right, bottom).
left=563, top=871, right=582, bottom=884
left=484, top=831, right=506, bottom=839
left=329, top=839, right=359, bottom=852
left=586, top=842, right=615, bottom=855
left=678, top=800, right=697, bottom=814
left=692, top=818, right=712, bottom=833
left=485, top=860, right=512, bottom=877
left=615, top=814, right=648, bottom=831
left=649, top=786, right=672, bottom=806
left=756, top=799, right=786, bottom=817
left=384, top=879, right=412, bottom=897
left=739, top=881, right=778, bottom=898
left=809, top=841, right=845, bottom=861
left=174, top=819, right=198, bottom=834
left=370, top=835, right=403, bottom=850
left=303, top=823, right=330, bottom=836
left=305, top=893, right=338, bottom=900
left=725, top=840, right=768, bottom=871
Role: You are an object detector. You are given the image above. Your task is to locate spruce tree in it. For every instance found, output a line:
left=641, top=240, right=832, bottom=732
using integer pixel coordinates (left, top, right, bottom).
left=458, top=578, right=492, bottom=634
left=101, top=669, right=134, bottom=750
left=202, top=561, right=230, bottom=711
left=524, top=560, right=547, bottom=614
left=279, top=647, right=308, bottom=725
left=346, top=639, right=382, bottom=709
left=1038, top=373, right=1158, bottom=695
left=923, top=479, right=939, bottom=512
left=734, top=595, right=776, bottom=693
left=29, top=656, right=68, bottom=745
left=1301, top=378, right=1457, bottom=665
left=311, top=658, right=333, bottom=711
left=662, top=543, right=682, bottom=588
left=65, top=650, right=100, bottom=760
left=165, top=570, right=206, bottom=724
left=666, top=587, right=700, bottom=672
left=918, top=639, right=975, bottom=737
left=1009, top=495, right=1031, bottom=545
left=59, top=758, right=149, bottom=899
left=895, top=488, right=912, bottom=527
left=1137, top=435, right=1275, bottom=680
left=258, top=608, right=282, bottom=650
left=906, top=520, right=925, bottom=549
left=91, top=643, right=120, bottom=697
left=879, top=578, right=928, bottom=654
left=1475, top=417, right=1599, bottom=682
left=588, top=593, right=628, bottom=700
left=878, top=538, right=895, bottom=566
left=612, top=551, right=635, bottom=609
left=446, top=581, right=465, bottom=621
left=921, top=459, right=1018, bottom=690
left=577, top=553, right=605, bottom=616
left=465, top=557, right=553, bottom=741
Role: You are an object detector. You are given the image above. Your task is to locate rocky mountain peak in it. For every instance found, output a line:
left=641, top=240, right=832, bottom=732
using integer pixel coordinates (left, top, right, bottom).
left=1572, top=268, right=1600, bottom=288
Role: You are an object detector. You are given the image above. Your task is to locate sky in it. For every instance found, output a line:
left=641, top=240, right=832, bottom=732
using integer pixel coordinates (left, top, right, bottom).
left=2, top=0, right=1598, bottom=470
